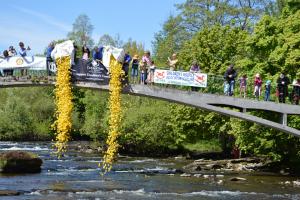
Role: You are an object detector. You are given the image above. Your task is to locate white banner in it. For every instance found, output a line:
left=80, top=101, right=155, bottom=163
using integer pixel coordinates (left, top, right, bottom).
left=0, top=56, right=47, bottom=70
left=154, top=70, right=207, bottom=88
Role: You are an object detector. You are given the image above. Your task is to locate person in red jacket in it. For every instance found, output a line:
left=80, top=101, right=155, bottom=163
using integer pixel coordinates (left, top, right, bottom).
left=254, top=73, right=262, bottom=100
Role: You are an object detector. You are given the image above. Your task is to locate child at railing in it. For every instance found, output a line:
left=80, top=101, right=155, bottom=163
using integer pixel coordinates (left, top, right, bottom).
left=264, top=80, right=271, bottom=101
left=239, top=74, right=247, bottom=98
left=147, top=61, right=156, bottom=85
left=139, top=60, right=147, bottom=84
left=254, top=74, right=262, bottom=100
left=131, top=54, right=139, bottom=84
left=140, top=51, right=151, bottom=85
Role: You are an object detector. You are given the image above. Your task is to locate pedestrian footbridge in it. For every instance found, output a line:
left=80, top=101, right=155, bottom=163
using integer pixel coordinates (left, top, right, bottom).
left=1, top=81, right=300, bottom=137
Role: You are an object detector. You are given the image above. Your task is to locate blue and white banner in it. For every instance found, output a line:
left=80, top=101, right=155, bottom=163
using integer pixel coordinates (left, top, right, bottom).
left=0, top=56, right=46, bottom=70
left=154, top=70, right=207, bottom=87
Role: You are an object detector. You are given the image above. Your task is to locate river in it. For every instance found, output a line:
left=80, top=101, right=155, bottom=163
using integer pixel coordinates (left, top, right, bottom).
left=0, top=142, right=299, bottom=200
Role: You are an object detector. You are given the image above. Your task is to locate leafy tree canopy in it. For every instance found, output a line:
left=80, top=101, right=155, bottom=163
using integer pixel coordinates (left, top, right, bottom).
left=68, top=14, right=94, bottom=47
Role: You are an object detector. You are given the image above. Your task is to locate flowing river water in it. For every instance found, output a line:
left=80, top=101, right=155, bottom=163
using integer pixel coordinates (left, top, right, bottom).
left=0, top=142, right=299, bottom=200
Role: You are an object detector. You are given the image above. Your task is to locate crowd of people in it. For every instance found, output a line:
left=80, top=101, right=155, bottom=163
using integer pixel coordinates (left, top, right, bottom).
left=1, top=42, right=299, bottom=105
left=0, top=42, right=31, bottom=76
left=224, top=64, right=300, bottom=105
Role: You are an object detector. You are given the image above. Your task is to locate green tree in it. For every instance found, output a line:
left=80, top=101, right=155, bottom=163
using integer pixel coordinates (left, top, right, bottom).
left=176, top=0, right=271, bottom=31
left=98, top=33, right=123, bottom=48
left=98, top=34, right=116, bottom=46
left=152, top=15, right=189, bottom=66
left=79, top=90, right=109, bottom=140
left=241, top=8, right=300, bottom=77
left=168, top=104, right=230, bottom=145
left=178, top=25, right=248, bottom=74
left=68, top=14, right=94, bottom=47
left=122, top=38, right=145, bottom=57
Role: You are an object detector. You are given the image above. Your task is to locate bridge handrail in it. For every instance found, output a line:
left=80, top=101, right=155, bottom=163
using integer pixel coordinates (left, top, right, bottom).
left=0, top=66, right=299, bottom=105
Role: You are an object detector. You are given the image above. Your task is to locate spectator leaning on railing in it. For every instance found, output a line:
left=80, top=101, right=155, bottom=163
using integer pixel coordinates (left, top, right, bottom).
left=92, top=46, right=103, bottom=62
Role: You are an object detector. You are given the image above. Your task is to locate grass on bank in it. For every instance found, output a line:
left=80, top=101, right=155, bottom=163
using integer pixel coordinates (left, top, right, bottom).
left=183, top=139, right=222, bottom=153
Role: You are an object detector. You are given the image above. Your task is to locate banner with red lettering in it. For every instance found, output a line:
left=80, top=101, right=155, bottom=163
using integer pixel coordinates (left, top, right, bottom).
left=154, top=70, right=207, bottom=87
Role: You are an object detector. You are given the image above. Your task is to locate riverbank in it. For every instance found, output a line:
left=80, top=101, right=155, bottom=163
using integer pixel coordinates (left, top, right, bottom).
left=1, top=141, right=300, bottom=200
left=65, top=141, right=300, bottom=176
left=1, top=140, right=299, bottom=176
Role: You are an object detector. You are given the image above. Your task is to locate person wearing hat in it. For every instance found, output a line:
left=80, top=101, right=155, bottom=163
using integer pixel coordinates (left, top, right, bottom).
left=131, top=54, right=139, bottom=84
left=254, top=73, right=262, bottom=100
left=264, top=80, right=271, bottom=101
left=291, top=79, right=300, bottom=105
left=276, top=72, right=290, bottom=103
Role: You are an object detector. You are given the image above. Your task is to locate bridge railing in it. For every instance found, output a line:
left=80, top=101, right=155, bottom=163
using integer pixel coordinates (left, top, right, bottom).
left=0, top=67, right=298, bottom=105
left=127, top=67, right=294, bottom=104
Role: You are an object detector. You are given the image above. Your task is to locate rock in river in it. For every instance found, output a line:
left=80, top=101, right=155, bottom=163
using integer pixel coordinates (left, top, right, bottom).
left=0, top=151, right=42, bottom=173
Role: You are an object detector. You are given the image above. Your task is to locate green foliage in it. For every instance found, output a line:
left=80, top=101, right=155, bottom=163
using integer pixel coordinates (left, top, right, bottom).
left=0, top=2, right=299, bottom=163
left=151, top=0, right=300, bottom=163
left=79, top=90, right=109, bottom=140
left=183, top=139, right=222, bottom=152
left=98, top=34, right=118, bottom=47
left=152, top=15, right=190, bottom=66
left=176, top=0, right=270, bottom=32
left=122, top=38, right=145, bottom=58
left=178, top=25, right=248, bottom=74
left=0, top=88, right=54, bottom=140
left=230, top=112, right=300, bottom=162
left=119, top=96, right=175, bottom=153
left=168, top=104, right=227, bottom=144
left=67, top=14, right=94, bottom=47
left=243, top=10, right=300, bottom=77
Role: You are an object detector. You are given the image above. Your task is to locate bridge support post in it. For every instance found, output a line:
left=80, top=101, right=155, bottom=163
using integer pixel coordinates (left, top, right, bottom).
left=242, top=108, right=247, bottom=113
left=280, top=113, right=288, bottom=126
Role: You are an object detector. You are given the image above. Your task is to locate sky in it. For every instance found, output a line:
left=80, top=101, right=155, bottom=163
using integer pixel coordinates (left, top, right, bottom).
left=0, top=0, right=185, bottom=55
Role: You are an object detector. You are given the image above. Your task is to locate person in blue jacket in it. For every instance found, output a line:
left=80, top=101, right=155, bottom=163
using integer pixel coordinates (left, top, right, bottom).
left=122, top=52, right=132, bottom=85
left=92, top=46, right=103, bottom=61
left=46, top=42, right=54, bottom=75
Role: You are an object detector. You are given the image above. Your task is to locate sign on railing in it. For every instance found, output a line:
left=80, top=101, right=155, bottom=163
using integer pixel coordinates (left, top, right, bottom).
left=71, top=59, right=109, bottom=82
left=0, top=56, right=46, bottom=70
left=154, top=70, right=207, bottom=87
